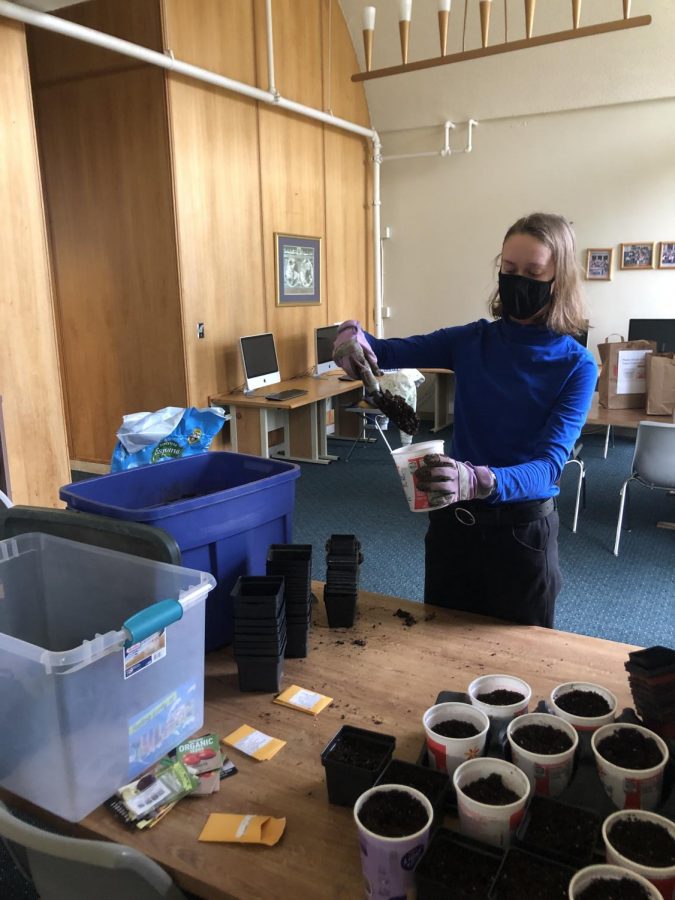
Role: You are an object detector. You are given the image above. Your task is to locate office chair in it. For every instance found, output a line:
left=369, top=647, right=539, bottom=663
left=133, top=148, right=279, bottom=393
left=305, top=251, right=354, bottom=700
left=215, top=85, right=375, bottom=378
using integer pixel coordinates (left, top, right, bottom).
left=341, top=401, right=393, bottom=462
left=0, top=801, right=188, bottom=900
left=614, top=422, right=675, bottom=556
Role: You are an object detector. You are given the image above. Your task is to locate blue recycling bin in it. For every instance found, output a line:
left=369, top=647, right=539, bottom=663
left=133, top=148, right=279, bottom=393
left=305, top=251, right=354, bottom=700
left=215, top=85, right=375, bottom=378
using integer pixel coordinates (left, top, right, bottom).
left=60, top=452, right=300, bottom=651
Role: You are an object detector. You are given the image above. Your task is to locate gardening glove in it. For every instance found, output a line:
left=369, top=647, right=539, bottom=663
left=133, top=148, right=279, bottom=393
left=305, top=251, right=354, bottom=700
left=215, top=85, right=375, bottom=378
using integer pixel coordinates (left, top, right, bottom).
left=414, top=455, right=496, bottom=507
left=332, top=319, right=381, bottom=391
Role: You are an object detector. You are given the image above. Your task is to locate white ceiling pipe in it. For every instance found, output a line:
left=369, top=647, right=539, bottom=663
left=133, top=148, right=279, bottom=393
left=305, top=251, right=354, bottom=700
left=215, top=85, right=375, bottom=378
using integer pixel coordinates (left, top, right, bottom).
left=381, top=119, right=478, bottom=161
left=0, top=0, right=383, bottom=334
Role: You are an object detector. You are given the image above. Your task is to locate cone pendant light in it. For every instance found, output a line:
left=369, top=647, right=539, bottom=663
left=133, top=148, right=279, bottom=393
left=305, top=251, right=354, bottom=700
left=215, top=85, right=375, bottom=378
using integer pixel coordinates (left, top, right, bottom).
left=524, top=0, right=536, bottom=38
left=479, top=0, right=492, bottom=48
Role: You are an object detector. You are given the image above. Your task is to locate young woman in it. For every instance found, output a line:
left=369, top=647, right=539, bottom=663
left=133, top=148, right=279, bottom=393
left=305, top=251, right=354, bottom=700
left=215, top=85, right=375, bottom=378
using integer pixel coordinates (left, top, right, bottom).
left=334, top=213, right=597, bottom=628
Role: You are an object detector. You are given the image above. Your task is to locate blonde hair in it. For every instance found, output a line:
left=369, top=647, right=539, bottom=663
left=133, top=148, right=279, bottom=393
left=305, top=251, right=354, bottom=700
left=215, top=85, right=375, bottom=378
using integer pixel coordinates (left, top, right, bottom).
left=489, top=212, right=588, bottom=335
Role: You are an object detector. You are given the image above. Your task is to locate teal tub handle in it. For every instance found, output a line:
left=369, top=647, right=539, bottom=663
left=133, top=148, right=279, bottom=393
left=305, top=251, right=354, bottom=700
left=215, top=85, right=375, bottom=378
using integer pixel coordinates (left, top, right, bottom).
left=123, top=599, right=183, bottom=647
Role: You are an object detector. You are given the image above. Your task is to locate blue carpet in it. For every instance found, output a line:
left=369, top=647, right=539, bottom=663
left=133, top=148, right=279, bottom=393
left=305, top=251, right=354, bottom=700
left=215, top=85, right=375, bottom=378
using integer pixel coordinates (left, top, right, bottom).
left=293, top=421, right=675, bottom=648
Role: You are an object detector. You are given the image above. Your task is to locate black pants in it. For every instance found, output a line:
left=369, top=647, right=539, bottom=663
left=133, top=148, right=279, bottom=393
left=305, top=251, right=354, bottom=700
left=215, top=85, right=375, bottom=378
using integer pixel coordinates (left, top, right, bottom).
left=424, top=500, right=561, bottom=628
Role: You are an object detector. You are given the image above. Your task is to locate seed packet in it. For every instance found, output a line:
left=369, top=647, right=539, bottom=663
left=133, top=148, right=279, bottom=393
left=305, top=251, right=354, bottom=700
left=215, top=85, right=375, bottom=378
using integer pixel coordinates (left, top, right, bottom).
left=220, top=755, right=238, bottom=779
left=198, top=813, right=286, bottom=845
left=176, top=733, right=223, bottom=774
left=222, top=725, right=286, bottom=761
left=273, top=685, right=333, bottom=715
left=117, top=758, right=198, bottom=821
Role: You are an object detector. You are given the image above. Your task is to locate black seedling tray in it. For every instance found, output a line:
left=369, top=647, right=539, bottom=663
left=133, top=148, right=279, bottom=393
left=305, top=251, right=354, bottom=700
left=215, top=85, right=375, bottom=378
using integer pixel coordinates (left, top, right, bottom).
left=321, top=725, right=395, bottom=807
left=514, top=795, right=602, bottom=868
left=375, top=757, right=450, bottom=827
left=488, top=847, right=575, bottom=899
left=414, top=827, right=504, bottom=900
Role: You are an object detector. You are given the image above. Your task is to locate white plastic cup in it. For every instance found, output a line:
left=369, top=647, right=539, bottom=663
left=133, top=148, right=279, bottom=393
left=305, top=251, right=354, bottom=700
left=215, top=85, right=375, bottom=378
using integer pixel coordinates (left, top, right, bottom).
left=390, top=439, right=444, bottom=512
left=468, top=674, right=531, bottom=724
left=602, top=809, right=675, bottom=899
left=550, top=681, right=617, bottom=732
left=453, top=757, right=531, bottom=849
left=507, top=712, right=578, bottom=798
left=591, top=723, right=669, bottom=811
left=354, top=783, right=434, bottom=900
left=569, top=863, right=662, bottom=899
left=423, top=702, right=490, bottom=775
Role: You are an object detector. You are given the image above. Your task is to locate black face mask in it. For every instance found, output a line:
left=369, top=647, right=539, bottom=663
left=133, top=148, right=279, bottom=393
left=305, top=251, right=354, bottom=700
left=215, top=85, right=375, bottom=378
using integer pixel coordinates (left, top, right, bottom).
left=498, top=272, right=554, bottom=321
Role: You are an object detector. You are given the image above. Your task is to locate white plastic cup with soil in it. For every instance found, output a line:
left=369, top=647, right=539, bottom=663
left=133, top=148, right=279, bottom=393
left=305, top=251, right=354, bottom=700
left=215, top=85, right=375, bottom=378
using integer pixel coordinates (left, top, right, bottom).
left=602, top=809, right=675, bottom=899
left=467, top=673, right=532, bottom=725
left=591, top=723, right=669, bottom=811
left=507, top=711, right=579, bottom=798
left=354, top=783, right=434, bottom=900
left=550, top=681, right=618, bottom=732
left=390, top=439, right=444, bottom=512
left=452, top=757, right=531, bottom=849
left=423, top=701, right=490, bottom=775
left=569, top=863, right=663, bottom=899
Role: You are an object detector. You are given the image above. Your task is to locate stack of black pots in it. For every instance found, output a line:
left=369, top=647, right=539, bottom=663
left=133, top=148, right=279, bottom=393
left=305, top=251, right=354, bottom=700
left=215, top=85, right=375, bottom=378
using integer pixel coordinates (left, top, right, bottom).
left=323, top=533, right=363, bottom=628
left=231, top=575, right=286, bottom=691
left=266, top=544, right=313, bottom=658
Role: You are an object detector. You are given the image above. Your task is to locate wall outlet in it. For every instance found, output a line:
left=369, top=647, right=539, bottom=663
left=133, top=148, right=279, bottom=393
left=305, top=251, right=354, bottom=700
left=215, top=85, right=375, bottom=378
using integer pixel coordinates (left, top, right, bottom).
left=383, top=226, right=393, bottom=240
left=198, top=322, right=205, bottom=339
left=382, top=306, right=392, bottom=319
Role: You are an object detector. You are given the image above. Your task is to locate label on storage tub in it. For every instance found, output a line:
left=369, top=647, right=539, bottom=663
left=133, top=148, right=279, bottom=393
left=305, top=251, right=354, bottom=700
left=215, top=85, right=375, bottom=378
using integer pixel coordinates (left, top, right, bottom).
left=128, top=680, right=200, bottom=780
left=124, top=629, right=167, bottom=679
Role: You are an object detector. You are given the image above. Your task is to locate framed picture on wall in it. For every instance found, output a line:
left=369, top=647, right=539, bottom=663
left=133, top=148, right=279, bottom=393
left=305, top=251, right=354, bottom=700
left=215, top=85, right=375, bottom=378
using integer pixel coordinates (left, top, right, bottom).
left=658, top=241, right=675, bottom=269
left=585, top=248, right=613, bottom=280
left=620, top=242, right=655, bottom=270
left=275, top=233, right=321, bottom=306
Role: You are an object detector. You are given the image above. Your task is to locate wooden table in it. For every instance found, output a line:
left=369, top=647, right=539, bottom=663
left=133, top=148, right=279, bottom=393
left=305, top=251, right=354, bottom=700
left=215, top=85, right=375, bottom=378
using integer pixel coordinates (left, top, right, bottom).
left=210, top=375, right=363, bottom=464
left=585, top=394, right=672, bottom=458
left=24, top=588, right=636, bottom=900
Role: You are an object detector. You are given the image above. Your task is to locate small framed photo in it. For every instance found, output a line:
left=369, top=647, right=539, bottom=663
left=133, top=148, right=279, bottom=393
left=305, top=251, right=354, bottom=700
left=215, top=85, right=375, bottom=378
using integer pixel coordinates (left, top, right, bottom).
left=585, top=248, right=613, bottom=280
left=275, top=233, right=321, bottom=306
left=620, top=242, right=655, bottom=270
left=658, top=241, right=675, bottom=269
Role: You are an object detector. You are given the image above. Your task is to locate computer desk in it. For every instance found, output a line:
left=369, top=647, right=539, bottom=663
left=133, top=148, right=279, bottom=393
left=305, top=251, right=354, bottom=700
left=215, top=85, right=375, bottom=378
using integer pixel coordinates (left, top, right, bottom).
left=210, top=375, right=364, bottom=464
left=584, top=395, right=672, bottom=458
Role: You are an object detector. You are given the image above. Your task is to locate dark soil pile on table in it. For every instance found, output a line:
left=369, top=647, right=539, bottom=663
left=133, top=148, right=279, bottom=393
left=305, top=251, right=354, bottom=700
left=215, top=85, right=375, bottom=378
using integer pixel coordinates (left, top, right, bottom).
left=608, top=816, right=675, bottom=867
left=512, top=723, right=574, bottom=754
left=431, top=719, right=481, bottom=738
left=460, top=773, right=520, bottom=805
left=327, top=733, right=389, bottom=771
left=555, top=690, right=611, bottom=717
left=492, top=849, right=570, bottom=899
left=577, top=878, right=653, bottom=899
left=357, top=788, right=427, bottom=837
left=596, top=728, right=664, bottom=769
left=475, top=689, right=525, bottom=706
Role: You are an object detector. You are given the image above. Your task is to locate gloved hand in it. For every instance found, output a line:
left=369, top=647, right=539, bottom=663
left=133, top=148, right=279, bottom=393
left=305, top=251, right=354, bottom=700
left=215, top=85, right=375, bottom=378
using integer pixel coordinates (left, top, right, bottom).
left=414, top=454, right=495, bottom=507
left=332, top=319, right=381, bottom=391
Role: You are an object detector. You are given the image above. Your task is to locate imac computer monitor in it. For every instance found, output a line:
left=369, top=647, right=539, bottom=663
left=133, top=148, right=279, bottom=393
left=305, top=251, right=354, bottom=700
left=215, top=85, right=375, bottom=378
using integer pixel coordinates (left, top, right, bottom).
left=239, top=332, right=281, bottom=393
left=315, top=324, right=340, bottom=375
left=627, top=318, right=675, bottom=353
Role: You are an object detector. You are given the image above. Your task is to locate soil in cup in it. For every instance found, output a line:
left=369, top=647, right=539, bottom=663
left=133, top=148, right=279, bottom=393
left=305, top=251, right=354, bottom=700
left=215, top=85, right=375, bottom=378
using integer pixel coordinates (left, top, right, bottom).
left=519, top=797, right=600, bottom=862
left=327, top=733, right=389, bottom=771
left=555, top=690, right=611, bottom=717
left=431, top=719, right=481, bottom=738
left=512, top=723, right=573, bottom=754
left=577, top=879, right=653, bottom=900
left=476, top=689, right=525, bottom=706
left=461, top=773, right=520, bottom=805
left=596, top=728, right=663, bottom=770
left=418, top=836, right=501, bottom=897
left=357, top=788, right=427, bottom=837
left=608, top=817, right=675, bottom=867
left=492, top=849, right=570, bottom=899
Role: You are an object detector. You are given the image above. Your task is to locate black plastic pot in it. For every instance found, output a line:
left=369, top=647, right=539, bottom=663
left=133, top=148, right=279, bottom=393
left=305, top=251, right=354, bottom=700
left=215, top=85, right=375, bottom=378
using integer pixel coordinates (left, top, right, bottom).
left=285, top=622, right=309, bottom=659
left=375, top=758, right=450, bottom=827
left=235, top=645, right=285, bottom=692
left=489, top=847, right=575, bottom=899
left=515, top=795, right=601, bottom=868
left=415, top=827, right=503, bottom=900
left=323, top=587, right=357, bottom=628
left=321, top=725, right=395, bottom=807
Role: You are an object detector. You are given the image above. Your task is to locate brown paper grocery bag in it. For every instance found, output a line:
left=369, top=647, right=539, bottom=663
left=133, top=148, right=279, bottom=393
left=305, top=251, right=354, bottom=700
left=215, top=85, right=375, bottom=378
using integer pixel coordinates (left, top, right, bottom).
left=645, top=353, right=675, bottom=415
left=597, top=338, right=657, bottom=409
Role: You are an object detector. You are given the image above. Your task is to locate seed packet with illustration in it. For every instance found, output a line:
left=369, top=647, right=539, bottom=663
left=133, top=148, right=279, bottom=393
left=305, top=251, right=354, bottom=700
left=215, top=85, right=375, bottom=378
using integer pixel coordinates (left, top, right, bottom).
left=117, top=758, right=198, bottom=821
left=176, top=733, right=223, bottom=775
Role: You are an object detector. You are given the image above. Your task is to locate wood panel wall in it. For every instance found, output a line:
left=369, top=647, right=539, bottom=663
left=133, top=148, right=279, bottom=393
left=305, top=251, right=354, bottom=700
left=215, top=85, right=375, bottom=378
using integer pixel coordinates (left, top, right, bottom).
left=0, top=21, right=70, bottom=505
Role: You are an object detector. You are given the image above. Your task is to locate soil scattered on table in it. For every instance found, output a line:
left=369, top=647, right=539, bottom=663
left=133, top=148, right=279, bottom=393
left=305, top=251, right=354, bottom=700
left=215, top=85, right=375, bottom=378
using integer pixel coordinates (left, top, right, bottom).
left=511, top=723, right=574, bottom=754
left=326, top=733, right=389, bottom=771
left=492, top=848, right=570, bottom=899
left=519, top=796, right=600, bottom=862
left=394, top=608, right=417, bottom=627
left=352, top=638, right=367, bottom=647
left=424, top=612, right=437, bottom=622
left=416, top=834, right=501, bottom=895
left=431, top=719, right=481, bottom=738
left=577, top=878, right=653, bottom=900
left=608, top=816, right=675, bottom=867
left=554, top=689, right=612, bottom=717
left=475, top=689, right=524, bottom=706
left=460, top=773, right=520, bottom=805
left=596, top=727, right=663, bottom=770
left=357, top=788, right=427, bottom=837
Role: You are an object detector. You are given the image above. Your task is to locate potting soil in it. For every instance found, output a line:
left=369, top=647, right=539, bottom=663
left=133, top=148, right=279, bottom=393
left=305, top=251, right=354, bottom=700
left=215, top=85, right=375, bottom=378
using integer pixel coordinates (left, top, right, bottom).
left=431, top=719, right=481, bottom=738
left=327, top=733, right=387, bottom=770
left=511, top=723, right=574, bottom=754
left=596, top=728, right=663, bottom=770
left=493, top=850, right=570, bottom=899
left=577, top=879, right=653, bottom=900
left=417, top=837, right=501, bottom=897
left=475, top=689, right=525, bottom=706
left=460, top=773, right=520, bottom=805
left=369, top=389, right=420, bottom=435
left=554, top=689, right=612, bottom=717
left=608, top=817, right=675, bottom=867
left=357, top=788, right=427, bottom=837
left=520, top=796, right=600, bottom=861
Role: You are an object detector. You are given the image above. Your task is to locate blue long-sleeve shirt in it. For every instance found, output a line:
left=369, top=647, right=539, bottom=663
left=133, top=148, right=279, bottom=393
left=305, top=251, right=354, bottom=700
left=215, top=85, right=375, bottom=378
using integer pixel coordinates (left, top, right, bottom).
left=366, top=318, right=598, bottom=503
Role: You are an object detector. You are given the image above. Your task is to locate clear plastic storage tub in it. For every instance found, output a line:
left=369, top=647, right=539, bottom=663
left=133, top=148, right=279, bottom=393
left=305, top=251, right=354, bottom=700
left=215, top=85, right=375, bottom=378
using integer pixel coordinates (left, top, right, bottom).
left=0, top=533, right=215, bottom=822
